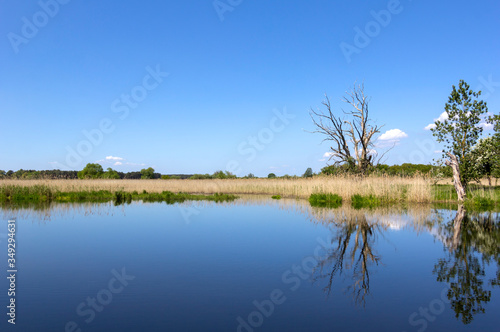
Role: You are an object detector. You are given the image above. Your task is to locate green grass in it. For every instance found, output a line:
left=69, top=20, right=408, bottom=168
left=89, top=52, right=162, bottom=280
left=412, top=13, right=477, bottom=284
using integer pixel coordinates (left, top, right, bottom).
left=432, top=185, right=458, bottom=201
left=0, top=185, right=238, bottom=207
left=351, top=194, right=381, bottom=209
left=309, top=193, right=343, bottom=208
left=55, top=190, right=114, bottom=203
left=464, top=196, right=496, bottom=211
left=433, top=184, right=500, bottom=204
left=2, top=182, right=500, bottom=211
left=0, top=185, right=54, bottom=203
left=133, top=191, right=238, bottom=204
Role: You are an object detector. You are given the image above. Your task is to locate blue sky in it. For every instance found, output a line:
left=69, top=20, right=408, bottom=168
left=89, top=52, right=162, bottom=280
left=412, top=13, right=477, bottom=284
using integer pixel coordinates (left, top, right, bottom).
left=0, top=0, right=499, bottom=176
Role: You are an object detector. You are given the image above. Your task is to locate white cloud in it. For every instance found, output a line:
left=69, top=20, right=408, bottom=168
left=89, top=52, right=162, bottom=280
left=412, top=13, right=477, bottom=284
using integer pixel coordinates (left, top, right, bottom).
left=323, top=152, right=334, bottom=158
left=425, top=112, right=494, bottom=131
left=379, top=129, right=408, bottom=141
left=106, top=156, right=124, bottom=161
left=480, top=122, right=494, bottom=130
left=436, top=112, right=448, bottom=122
left=319, top=152, right=335, bottom=161
left=93, top=156, right=146, bottom=168
left=425, top=112, right=448, bottom=130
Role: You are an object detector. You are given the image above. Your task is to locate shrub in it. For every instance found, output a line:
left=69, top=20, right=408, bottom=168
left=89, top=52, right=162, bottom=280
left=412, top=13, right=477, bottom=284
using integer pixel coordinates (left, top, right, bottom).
left=351, top=194, right=381, bottom=209
left=309, top=193, right=342, bottom=208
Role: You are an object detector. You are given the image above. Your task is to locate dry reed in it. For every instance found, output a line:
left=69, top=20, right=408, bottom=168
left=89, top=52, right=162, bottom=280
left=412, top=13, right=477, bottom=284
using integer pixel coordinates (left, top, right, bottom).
left=0, top=174, right=433, bottom=203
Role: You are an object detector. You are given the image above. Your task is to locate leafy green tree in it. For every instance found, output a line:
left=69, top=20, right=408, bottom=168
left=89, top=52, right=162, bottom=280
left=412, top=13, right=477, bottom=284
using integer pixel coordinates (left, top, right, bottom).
left=103, top=167, right=120, bottom=179
left=212, top=170, right=236, bottom=179
left=489, top=113, right=500, bottom=132
left=471, top=136, right=499, bottom=186
left=322, top=164, right=346, bottom=175
left=431, top=80, right=488, bottom=201
left=492, top=118, right=500, bottom=182
left=268, top=173, right=276, bottom=179
left=77, top=163, right=104, bottom=179
left=189, top=174, right=212, bottom=179
left=433, top=208, right=499, bottom=324
left=303, top=167, right=313, bottom=178
left=213, top=170, right=225, bottom=179
left=14, top=169, right=26, bottom=179
left=140, top=167, right=155, bottom=179
left=123, top=171, right=142, bottom=179
left=161, top=175, right=170, bottom=180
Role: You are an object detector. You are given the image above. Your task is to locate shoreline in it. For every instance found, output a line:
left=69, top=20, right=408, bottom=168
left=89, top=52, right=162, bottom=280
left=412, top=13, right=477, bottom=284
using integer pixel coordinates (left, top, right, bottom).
left=1, top=178, right=499, bottom=210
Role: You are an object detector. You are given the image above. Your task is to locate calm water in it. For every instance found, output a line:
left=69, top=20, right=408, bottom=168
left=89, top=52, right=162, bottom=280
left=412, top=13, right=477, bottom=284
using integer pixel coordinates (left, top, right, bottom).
left=0, top=198, right=499, bottom=332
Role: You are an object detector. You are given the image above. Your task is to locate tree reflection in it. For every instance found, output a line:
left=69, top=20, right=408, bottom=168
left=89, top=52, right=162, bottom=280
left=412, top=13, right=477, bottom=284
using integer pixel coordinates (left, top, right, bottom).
left=433, top=206, right=500, bottom=324
left=313, top=211, right=384, bottom=306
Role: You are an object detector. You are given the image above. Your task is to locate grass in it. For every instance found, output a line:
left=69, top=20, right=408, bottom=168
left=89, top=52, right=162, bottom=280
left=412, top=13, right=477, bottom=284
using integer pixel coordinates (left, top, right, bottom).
left=1, top=176, right=499, bottom=208
left=433, top=184, right=500, bottom=204
left=351, top=194, right=381, bottom=209
left=0, top=175, right=432, bottom=203
left=271, top=195, right=282, bottom=199
left=133, top=191, right=237, bottom=204
left=0, top=184, right=237, bottom=207
left=309, top=193, right=343, bottom=208
left=464, top=196, right=496, bottom=211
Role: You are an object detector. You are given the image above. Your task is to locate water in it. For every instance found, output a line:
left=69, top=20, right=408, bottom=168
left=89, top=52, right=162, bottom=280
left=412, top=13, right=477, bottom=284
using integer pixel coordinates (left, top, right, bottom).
left=0, top=198, right=499, bottom=332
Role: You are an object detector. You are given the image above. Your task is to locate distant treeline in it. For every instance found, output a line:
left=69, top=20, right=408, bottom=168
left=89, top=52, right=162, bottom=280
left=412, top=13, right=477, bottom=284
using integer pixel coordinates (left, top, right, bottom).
left=320, top=163, right=453, bottom=177
left=0, top=169, right=79, bottom=179
left=1, top=163, right=453, bottom=180
left=0, top=169, right=192, bottom=180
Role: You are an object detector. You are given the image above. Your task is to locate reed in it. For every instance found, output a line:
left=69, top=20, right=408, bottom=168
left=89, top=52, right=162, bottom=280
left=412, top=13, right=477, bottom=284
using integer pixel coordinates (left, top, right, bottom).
left=1, top=175, right=498, bottom=204
left=0, top=175, right=430, bottom=202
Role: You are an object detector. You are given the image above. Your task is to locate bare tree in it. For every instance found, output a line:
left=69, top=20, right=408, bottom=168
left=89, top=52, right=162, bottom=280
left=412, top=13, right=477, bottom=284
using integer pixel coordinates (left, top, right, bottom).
left=313, top=213, right=383, bottom=306
left=310, top=83, right=382, bottom=174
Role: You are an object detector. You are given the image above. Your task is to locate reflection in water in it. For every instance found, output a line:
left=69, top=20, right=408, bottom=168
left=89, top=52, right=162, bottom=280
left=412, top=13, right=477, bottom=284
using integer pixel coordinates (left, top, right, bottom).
left=312, top=210, right=384, bottom=306
left=0, top=201, right=129, bottom=222
left=1, top=196, right=498, bottom=327
left=432, top=206, right=500, bottom=324
left=308, top=203, right=499, bottom=325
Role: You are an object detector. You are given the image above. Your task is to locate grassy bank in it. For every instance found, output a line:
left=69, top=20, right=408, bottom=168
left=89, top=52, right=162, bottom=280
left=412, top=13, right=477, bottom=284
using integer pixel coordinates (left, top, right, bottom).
left=0, top=176, right=499, bottom=206
left=0, top=184, right=237, bottom=206
left=0, top=176, right=432, bottom=202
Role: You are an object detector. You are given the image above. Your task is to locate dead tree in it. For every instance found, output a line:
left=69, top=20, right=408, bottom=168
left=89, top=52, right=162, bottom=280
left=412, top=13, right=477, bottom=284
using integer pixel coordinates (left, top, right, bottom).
left=310, top=83, right=382, bottom=174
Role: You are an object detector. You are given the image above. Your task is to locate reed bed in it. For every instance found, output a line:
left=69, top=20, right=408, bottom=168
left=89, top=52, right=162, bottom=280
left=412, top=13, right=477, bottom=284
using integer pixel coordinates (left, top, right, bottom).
left=0, top=175, right=434, bottom=203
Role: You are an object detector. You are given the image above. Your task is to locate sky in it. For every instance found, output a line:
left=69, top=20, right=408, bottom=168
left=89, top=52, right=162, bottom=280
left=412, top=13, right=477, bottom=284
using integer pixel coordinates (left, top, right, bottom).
left=0, top=0, right=499, bottom=177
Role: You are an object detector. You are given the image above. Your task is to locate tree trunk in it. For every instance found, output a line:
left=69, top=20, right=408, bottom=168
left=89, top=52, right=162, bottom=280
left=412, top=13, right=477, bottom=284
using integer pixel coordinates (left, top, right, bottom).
left=451, top=205, right=465, bottom=251
left=445, top=152, right=466, bottom=201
